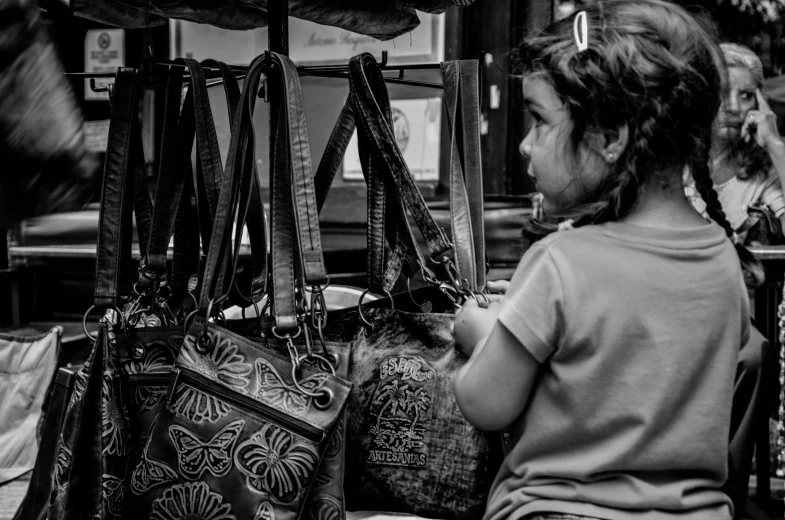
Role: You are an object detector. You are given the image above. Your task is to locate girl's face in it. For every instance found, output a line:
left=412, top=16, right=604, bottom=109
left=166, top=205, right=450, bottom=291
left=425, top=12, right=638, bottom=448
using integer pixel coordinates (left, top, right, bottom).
left=714, top=66, right=757, bottom=143
left=520, top=75, right=606, bottom=215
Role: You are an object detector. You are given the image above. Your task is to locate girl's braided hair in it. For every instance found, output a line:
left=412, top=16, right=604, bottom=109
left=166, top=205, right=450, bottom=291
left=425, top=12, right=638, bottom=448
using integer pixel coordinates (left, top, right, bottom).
left=518, top=0, right=764, bottom=287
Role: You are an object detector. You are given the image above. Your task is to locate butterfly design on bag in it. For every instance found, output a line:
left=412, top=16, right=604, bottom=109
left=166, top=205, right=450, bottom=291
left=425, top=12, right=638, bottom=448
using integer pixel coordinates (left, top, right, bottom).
left=255, top=358, right=328, bottom=416
left=169, top=419, right=245, bottom=479
left=102, top=475, right=124, bottom=516
left=131, top=422, right=178, bottom=495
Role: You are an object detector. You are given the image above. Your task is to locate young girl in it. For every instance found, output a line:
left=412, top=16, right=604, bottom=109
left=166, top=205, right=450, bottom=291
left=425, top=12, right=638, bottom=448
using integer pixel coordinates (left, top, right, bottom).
left=685, top=43, right=785, bottom=245
left=452, top=1, right=760, bottom=519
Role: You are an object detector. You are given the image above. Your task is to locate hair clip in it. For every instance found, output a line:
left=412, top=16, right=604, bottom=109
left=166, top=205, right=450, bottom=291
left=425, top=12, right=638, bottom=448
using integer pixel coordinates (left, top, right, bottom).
left=558, top=219, right=575, bottom=232
left=573, top=11, right=589, bottom=52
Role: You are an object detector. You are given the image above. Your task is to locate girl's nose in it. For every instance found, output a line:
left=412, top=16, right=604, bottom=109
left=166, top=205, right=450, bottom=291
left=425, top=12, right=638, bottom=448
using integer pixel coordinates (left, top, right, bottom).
left=520, top=129, right=533, bottom=159
left=726, top=93, right=740, bottom=113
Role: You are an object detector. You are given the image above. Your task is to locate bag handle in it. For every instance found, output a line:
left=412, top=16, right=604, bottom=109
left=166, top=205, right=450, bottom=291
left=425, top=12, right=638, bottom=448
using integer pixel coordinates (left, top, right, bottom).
left=201, top=59, right=268, bottom=305
left=347, top=54, right=453, bottom=264
left=268, top=52, right=328, bottom=331
left=441, top=60, right=486, bottom=292
left=198, top=52, right=326, bottom=334
left=93, top=67, right=139, bottom=309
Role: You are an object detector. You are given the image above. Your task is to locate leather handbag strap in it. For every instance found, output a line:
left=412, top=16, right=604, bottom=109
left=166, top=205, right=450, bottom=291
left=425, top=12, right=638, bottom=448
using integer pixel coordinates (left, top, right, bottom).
left=313, top=96, right=410, bottom=293
left=143, top=66, right=187, bottom=276
left=202, top=59, right=268, bottom=304
left=269, top=53, right=328, bottom=331
left=93, top=68, right=138, bottom=309
left=441, top=60, right=486, bottom=291
left=200, top=52, right=325, bottom=333
left=348, top=54, right=453, bottom=263
left=131, top=126, right=152, bottom=259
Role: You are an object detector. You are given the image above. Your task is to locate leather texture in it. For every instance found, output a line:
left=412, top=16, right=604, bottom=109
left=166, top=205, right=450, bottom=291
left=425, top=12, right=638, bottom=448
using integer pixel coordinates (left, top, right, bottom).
left=93, top=68, right=139, bottom=310
left=49, top=319, right=131, bottom=520
left=441, top=60, right=485, bottom=291
left=38, top=0, right=475, bottom=39
left=122, top=319, right=352, bottom=520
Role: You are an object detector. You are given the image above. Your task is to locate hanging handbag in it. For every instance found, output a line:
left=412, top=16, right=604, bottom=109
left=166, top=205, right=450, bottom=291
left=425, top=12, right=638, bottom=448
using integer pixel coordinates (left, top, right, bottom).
left=315, top=53, right=498, bottom=519
left=740, top=203, right=785, bottom=246
left=47, top=67, right=143, bottom=520
left=122, top=51, right=352, bottom=520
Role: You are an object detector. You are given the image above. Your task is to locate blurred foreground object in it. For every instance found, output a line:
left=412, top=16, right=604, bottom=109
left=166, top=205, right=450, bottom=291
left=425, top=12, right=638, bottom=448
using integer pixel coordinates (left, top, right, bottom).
left=0, top=0, right=98, bottom=226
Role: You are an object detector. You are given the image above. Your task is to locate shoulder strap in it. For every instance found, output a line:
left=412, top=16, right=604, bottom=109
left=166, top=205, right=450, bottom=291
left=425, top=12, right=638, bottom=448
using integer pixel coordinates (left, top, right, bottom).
left=93, top=68, right=139, bottom=309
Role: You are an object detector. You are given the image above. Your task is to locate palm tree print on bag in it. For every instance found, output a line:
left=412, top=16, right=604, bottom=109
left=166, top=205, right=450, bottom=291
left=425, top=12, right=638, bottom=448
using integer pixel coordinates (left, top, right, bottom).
left=150, top=482, right=236, bottom=520
left=234, top=423, right=319, bottom=503
left=366, top=355, right=435, bottom=468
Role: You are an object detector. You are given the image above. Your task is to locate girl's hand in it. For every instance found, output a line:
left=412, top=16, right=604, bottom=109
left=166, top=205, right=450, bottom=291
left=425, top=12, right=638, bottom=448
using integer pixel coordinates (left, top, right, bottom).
left=486, top=279, right=510, bottom=295
left=452, top=298, right=502, bottom=357
left=742, top=90, right=785, bottom=153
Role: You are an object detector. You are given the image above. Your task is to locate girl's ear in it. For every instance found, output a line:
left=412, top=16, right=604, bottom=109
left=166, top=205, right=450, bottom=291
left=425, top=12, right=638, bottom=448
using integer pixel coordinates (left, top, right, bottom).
left=602, top=124, right=629, bottom=162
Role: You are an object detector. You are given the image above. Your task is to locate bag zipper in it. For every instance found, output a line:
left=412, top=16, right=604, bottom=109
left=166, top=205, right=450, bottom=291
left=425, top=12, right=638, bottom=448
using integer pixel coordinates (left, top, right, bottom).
left=170, top=367, right=326, bottom=443
left=126, top=372, right=172, bottom=387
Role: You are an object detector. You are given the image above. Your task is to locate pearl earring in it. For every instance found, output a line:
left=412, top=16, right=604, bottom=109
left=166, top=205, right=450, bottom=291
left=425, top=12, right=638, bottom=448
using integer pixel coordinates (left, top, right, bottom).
left=607, top=153, right=615, bottom=162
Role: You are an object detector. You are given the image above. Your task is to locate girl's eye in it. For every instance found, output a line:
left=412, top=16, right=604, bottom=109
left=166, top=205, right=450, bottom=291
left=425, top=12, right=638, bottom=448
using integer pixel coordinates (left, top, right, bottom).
left=740, top=92, right=755, bottom=102
left=526, top=112, right=543, bottom=132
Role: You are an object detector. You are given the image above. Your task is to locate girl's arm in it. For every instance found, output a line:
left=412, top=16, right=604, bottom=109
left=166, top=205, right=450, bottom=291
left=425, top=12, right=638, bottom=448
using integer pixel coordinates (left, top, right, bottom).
left=453, top=300, right=539, bottom=431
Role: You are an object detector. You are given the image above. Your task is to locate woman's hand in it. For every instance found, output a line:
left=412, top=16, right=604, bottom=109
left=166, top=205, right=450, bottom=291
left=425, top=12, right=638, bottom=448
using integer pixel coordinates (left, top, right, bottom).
left=742, top=90, right=785, bottom=153
left=452, top=298, right=502, bottom=357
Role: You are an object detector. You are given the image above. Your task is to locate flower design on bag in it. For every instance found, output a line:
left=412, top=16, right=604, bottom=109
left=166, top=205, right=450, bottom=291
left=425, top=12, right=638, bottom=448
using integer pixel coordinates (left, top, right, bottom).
left=131, top=420, right=178, bottom=495
left=123, top=343, right=175, bottom=375
left=67, top=362, right=89, bottom=413
left=254, top=501, right=275, bottom=520
left=102, top=475, right=124, bottom=516
left=102, top=374, right=130, bottom=456
left=181, top=333, right=252, bottom=390
left=151, top=482, right=236, bottom=520
left=49, top=437, right=71, bottom=505
left=169, top=419, right=244, bottom=479
left=311, top=494, right=342, bottom=520
left=255, top=358, right=328, bottom=416
left=168, top=384, right=231, bottom=424
left=235, top=423, right=318, bottom=503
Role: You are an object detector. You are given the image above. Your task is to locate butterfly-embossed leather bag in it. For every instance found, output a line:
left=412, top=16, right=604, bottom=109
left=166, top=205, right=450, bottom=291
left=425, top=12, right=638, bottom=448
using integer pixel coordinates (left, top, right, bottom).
left=316, top=54, right=500, bottom=519
left=122, top=52, right=352, bottom=520
left=116, top=58, right=270, bottom=482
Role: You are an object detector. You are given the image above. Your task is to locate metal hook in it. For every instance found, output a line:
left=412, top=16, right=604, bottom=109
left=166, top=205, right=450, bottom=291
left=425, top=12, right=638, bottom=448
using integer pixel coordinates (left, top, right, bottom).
left=89, top=78, right=110, bottom=93
left=380, top=50, right=389, bottom=67
left=357, top=289, right=375, bottom=332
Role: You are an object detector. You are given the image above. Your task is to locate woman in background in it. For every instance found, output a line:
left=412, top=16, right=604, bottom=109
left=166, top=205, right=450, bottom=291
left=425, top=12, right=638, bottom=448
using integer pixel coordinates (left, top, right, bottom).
left=685, top=43, right=785, bottom=246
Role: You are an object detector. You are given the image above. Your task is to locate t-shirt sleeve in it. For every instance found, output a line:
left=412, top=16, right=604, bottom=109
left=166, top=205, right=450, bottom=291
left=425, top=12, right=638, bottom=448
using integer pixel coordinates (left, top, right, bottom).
left=497, top=244, right=564, bottom=363
left=759, top=168, right=785, bottom=218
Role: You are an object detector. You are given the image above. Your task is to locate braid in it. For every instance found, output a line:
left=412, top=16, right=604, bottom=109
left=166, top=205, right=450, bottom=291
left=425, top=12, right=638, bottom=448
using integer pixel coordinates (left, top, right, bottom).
left=691, top=131, right=765, bottom=287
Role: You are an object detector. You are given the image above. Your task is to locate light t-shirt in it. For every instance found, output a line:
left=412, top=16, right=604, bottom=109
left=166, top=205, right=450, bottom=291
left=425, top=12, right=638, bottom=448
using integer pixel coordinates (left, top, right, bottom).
left=684, top=168, right=785, bottom=231
left=486, top=221, right=749, bottom=520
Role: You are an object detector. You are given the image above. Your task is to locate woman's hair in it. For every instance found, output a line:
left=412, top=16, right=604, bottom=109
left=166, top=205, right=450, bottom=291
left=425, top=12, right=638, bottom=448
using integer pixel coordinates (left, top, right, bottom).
left=719, top=42, right=772, bottom=181
left=518, top=0, right=764, bottom=286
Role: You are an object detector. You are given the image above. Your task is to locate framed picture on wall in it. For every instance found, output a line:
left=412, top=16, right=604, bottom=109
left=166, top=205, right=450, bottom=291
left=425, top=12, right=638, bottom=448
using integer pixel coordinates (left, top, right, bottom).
left=170, top=12, right=444, bottom=65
